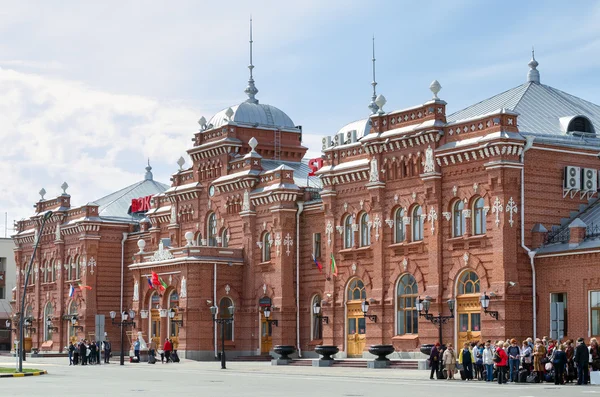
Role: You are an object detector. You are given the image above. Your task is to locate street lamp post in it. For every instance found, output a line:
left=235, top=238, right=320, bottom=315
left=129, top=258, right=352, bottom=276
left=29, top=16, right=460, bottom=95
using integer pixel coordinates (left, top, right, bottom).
left=480, top=293, right=499, bottom=320
left=313, top=302, right=329, bottom=324
left=18, top=210, right=53, bottom=373
left=361, top=300, right=378, bottom=323
left=415, top=296, right=455, bottom=345
left=263, top=306, right=278, bottom=327
left=109, top=309, right=136, bottom=366
left=210, top=305, right=235, bottom=370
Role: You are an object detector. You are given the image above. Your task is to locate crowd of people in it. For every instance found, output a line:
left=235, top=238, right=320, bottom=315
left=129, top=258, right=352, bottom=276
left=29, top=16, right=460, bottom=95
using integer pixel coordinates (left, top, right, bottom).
left=429, top=336, right=600, bottom=385
left=67, top=339, right=111, bottom=365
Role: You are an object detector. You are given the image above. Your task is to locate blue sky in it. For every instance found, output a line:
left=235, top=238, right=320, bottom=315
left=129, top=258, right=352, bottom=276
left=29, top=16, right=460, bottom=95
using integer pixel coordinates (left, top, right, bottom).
left=2, top=0, right=600, bottom=229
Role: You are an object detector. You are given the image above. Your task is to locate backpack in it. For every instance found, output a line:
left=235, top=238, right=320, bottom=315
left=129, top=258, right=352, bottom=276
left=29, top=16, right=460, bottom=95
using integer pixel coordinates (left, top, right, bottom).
left=493, top=351, right=501, bottom=363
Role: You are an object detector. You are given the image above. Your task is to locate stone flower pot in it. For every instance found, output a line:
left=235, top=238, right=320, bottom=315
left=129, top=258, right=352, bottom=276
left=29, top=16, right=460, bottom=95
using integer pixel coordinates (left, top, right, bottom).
left=368, top=345, right=395, bottom=361
left=420, top=344, right=434, bottom=356
left=315, top=345, right=339, bottom=361
left=274, top=345, right=295, bottom=360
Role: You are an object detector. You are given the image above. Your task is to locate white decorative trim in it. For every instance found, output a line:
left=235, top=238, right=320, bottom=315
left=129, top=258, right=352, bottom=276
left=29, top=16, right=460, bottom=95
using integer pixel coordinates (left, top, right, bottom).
left=452, top=185, right=458, bottom=197
left=492, top=197, right=503, bottom=227
left=463, top=209, right=472, bottom=219
left=275, top=233, right=282, bottom=257
left=256, top=241, right=263, bottom=249
left=442, top=212, right=451, bottom=221
left=326, top=221, right=334, bottom=246
left=283, top=233, right=293, bottom=257
left=505, top=197, right=518, bottom=227
left=402, top=257, right=408, bottom=271
left=224, top=284, right=230, bottom=295
left=385, top=219, right=394, bottom=229
left=423, top=145, right=435, bottom=173
left=427, top=208, right=438, bottom=234
left=149, top=241, right=175, bottom=262
left=463, top=252, right=469, bottom=266
left=336, top=225, right=344, bottom=235
left=373, top=215, right=382, bottom=241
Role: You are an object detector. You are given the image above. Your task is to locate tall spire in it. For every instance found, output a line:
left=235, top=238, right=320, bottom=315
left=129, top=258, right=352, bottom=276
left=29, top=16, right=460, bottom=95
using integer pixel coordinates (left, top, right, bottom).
left=145, top=158, right=153, bottom=181
left=244, top=17, right=259, bottom=104
left=368, top=35, right=379, bottom=115
left=527, top=46, right=540, bottom=84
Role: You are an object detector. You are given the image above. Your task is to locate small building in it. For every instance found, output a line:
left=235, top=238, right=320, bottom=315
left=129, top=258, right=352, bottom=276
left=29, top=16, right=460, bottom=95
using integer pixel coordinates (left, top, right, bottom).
left=0, top=238, right=17, bottom=351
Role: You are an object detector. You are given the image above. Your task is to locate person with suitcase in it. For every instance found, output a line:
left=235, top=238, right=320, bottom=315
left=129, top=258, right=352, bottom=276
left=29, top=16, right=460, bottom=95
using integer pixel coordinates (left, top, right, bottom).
left=171, top=350, right=180, bottom=363
left=443, top=343, right=457, bottom=380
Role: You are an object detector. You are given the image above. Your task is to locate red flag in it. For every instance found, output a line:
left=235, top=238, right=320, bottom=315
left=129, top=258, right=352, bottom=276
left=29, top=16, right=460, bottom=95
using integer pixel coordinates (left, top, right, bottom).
left=151, top=271, right=161, bottom=289
left=311, top=254, right=323, bottom=273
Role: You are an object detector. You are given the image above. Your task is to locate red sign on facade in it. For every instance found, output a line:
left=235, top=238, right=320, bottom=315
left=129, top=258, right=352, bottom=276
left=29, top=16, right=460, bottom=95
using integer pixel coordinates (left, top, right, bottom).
left=308, top=158, right=324, bottom=176
left=131, top=195, right=153, bottom=213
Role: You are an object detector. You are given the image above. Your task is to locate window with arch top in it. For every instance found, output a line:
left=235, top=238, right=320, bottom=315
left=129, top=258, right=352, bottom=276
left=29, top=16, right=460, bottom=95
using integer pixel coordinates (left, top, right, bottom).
left=412, top=206, right=423, bottom=241
left=453, top=200, right=466, bottom=237
left=263, top=232, right=271, bottom=262
left=360, top=213, right=370, bottom=247
left=219, top=297, right=234, bottom=341
left=344, top=215, right=354, bottom=249
left=347, top=279, right=366, bottom=301
left=221, top=228, right=228, bottom=248
left=43, top=260, right=49, bottom=283
left=44, top=302, right=53, bottom=341
left=457, top=270, right=480, bottom=295
left=75, top=255, right=81, bottom=280
left=473, top=197, right=486, bottom=235
left=311, top=295, right=322, bottom=340
left=397, top=274, right=418, bottom=335
left=207, top=213, right=217, bottom=247
left=394, top=208, right=405, bottom=243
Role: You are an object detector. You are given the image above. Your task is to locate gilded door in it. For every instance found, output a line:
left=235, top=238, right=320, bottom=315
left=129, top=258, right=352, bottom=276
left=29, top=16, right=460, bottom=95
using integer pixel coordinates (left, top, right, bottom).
left=260, top=314, right=272, bottom=354
left=347, top=302, right=366, bottom=358
left=457, top=297, right=481, bottom=347
left=151, top=309, right=161, bottom=347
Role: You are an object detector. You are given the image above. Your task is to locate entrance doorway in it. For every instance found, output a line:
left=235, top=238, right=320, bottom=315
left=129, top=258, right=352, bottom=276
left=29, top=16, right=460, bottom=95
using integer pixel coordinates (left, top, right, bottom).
left=346, top=279, right=367, bottom=358
left=150, top=292, right=161, bottom=347
left=260, top=312, right=272, bottom=354
left=456, top=270, right=481, bottom=347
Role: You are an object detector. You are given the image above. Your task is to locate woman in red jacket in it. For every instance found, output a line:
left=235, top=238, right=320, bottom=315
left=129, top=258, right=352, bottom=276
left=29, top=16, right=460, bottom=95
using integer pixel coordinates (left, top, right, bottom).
left=495, top=341, right=509, bottom=384
left=163, top=338, right=173, bottom=363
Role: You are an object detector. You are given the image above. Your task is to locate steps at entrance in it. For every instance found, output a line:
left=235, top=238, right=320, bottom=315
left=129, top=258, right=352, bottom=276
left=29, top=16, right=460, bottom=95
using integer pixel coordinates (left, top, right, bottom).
left=288, top=359, right=418, bottom=369
left=331, top=360, right=367, bottom=368
left=288, top=360, right=312, bottom=366
left=231, top=355, right=272, bottom=362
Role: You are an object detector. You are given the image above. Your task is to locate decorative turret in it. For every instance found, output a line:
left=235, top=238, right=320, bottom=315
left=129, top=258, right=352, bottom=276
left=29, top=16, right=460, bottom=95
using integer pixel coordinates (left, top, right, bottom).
left=527, top=47, right=540, bottom=84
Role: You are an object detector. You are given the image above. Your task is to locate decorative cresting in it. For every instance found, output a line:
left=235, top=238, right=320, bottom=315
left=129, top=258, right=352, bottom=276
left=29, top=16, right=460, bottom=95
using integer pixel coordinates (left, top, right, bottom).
left=446, top=253, right=490, bottom=296
left=505, top=197, right=518, bottom=227
left=386, top=259, right=426, bottom=300
left=148, top=241, right=174, bottom=262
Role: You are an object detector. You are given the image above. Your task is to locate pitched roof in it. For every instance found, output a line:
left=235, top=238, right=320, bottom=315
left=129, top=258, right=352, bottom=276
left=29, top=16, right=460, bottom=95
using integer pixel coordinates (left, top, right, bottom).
left=447, top=82, right=600, bottom=136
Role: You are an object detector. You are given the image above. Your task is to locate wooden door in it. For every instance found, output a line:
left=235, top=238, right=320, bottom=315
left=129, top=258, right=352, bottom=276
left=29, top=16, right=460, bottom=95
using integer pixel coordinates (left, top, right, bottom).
left=457, top=297, right=481, bottom=347
left=260, top=314, right=272, bottom=354
left=151, top=310, right=161, bottom=347
left=347, top=303, right=366, bottom=358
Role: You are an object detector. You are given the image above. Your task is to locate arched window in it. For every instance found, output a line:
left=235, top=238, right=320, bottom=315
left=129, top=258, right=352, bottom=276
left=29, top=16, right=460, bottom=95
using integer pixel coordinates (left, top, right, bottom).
left=221, top=229, right=228, bottom=248
left=44, top=302, right=53, bottom=341
left=43, top=260, right=48, bottom=283
left=30, top=263, right=35, bottom=285
left=68, top=301, right=78, bottom=342
left=196, top=232, right=202, bottom=247
left=360, top=213, right=370, bottom=247
left=207, top=213, right=217, bottom=247
left=394, top=208, right=405, bottom=243
left=412, top=206, right=423, bottom=241
left=66, top=257, right=72, bottom=280
left=75, top=255, right=81, bottom=280
left=50, top=259, right=56, bottom=282
left=344, top=215, right=354, bottom=249
left=473, top=197, right=486, bottom=235
left=397, top=274, right=418, bottom=335
left=169, top=291, right=180, bottom=338
left=453, top=200, right=466, bottom=237
left=24, top=305, right=33, bottom=337
left=311, top=295, right=322, bottom=340
left=568, top=116, right=595, bottom=135
left=219, top=297, right=233, bottom=341
left=263, top=233, right=271, bottom=262
left=347, top=279, right=366, bottom=301
left=457, top=271, right=480, bottom=295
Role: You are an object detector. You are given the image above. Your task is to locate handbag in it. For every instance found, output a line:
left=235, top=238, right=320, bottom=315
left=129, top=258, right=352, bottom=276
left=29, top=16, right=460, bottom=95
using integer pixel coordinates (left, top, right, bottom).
left=541, top=356, right=550, bottom=365
left=456, top=363, right=464, bottom=370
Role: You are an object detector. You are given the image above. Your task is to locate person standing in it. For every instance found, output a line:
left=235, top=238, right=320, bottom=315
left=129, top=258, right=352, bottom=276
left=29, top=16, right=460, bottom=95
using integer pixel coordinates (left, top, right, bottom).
left=521, top=340, right=533, bottom=373
left=552, top=344, right=567, bottom=385
left=68, top=342, right=75, bottom=366
left=429, top=343, right=441, bottom=380
left=443, top=343, right=457, bottom=380
left=134, top=340, right=141, bottom=362
left=103, top=340, right=111, bottom=364
left=507, top=339, right=521, bottom=382
left=566, top=340, right=576, bottom=383
left=80, top=340, right=87, bottom=366
left=496, top=341, right=509, bottom=384
left=533, top=339, right=547, bottom=383
left=90, top=341, right=97, bottom=365
left=575, top=337, right=590, bottom=385
left=163, top=338, right=172, bottom=363
left=458, top=342, right=475, bottom=380
left=482, top=341, right=495, bottom=382
left=73, top=342, right=80, bottom=365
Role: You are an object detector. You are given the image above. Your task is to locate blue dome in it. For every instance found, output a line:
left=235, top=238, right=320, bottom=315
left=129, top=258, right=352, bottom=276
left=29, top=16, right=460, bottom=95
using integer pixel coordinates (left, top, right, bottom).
left=208, top=102, right=296, bottom=130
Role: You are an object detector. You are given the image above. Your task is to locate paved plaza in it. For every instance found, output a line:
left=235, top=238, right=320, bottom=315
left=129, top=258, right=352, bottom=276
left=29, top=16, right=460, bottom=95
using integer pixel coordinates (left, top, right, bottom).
left=0, top=357, right=598, bottom=396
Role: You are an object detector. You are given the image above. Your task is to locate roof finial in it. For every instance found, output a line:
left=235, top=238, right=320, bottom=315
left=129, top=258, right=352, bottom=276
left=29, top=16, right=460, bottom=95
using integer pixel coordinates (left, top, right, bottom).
left=527, top=46, right=540, bottom=84
left=368, top=35, right=379, bottom=115
left=145, top=159, right=153, bottom=180
left=244, top=17, right=259, bottom=104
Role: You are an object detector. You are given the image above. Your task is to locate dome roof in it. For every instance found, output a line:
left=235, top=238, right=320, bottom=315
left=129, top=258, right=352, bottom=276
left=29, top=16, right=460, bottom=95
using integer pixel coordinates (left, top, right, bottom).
left=208, top=102, right=296, bottom=130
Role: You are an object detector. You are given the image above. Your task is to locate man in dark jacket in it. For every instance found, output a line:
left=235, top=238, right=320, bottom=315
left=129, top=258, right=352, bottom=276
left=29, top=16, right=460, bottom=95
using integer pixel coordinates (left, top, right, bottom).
left=574, top=338, right=590, bottom=385
left=429, top=343, right=441, bottom=380
left=80, top=340, right=87, bottom=366
left=552, top=344, right=567, bottom=385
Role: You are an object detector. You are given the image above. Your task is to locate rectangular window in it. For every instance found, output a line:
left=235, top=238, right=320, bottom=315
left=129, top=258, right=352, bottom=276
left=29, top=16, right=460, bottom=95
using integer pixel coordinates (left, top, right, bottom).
left=591, top=291, right=600, bottom=337
left=0, top=287, right=4, bottom=300
left=313, top=233, right=321, bottom=259
left=550, top=293, right=567, bottom=340
left=348, top=318, right=356, bottom=335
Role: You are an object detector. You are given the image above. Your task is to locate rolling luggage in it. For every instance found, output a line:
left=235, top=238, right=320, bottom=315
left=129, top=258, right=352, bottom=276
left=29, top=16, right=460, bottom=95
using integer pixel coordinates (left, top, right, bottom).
left=518, top=369, right=529, bottom=383
left=437, top=368, right=446, bottom=379
left=171, top=351, right=180, bottom=363
left=460, top=370, right=467, bottom=381
left=148, top=355, right=156, bottom=364
left=526, top=373, right=538, bottom=383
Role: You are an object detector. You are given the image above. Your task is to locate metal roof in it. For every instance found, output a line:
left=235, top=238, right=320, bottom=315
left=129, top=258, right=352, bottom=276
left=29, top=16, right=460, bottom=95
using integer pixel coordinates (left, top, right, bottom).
left=336, top=119, right=371, bottom=140
left=90, top=178, right=169, bottom=222
left=261, top=159, right=322, bottom=189
left=207, top=102, right=296, bottom=130
left=447, top=82, right=600, bottom=136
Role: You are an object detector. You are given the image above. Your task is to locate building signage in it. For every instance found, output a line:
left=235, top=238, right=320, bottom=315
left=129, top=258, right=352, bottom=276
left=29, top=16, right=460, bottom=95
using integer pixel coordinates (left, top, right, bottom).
left=308, top=158, right=324, bottom=176
left=131, top=195, right=153, bottom=213
left=258, top=297, right=272, bottom=307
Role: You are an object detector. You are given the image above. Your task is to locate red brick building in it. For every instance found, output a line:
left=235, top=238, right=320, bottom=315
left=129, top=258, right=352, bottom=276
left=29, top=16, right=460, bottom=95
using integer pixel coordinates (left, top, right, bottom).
left=12, top=51, right=600, bottom=359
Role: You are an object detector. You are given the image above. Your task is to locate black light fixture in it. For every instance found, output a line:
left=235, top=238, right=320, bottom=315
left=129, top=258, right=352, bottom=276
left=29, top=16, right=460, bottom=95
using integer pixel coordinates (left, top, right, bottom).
left=109, top=309, right=136, bottom=366
left=313, top=302, right=329, bottom=324
left=169, top=308, right=184, bottom=326
left=211, top=305, right=235, bottom=369
left=415, top=296, right=455, bottom=344
left=480, top=293, right=499, bottom=320
left=361, top=300, right=377, bottom=323
left=263, top=306, right=278, bottom=327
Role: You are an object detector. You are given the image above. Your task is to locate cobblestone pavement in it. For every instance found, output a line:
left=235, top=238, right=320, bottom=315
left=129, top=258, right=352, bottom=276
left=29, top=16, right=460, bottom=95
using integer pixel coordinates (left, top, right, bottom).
left=0, top=357, right=596, bottom=396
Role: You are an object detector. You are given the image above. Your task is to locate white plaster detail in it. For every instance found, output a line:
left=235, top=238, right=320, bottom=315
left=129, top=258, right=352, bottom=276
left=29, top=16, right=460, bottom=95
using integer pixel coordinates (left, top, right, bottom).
left=412, top=192, right=417, bottom=201
left=283, top=233, right=293, bottom=256
left=427, top=207, right=438, bottom=234
left=463, top=252, right=469, bottom=266
left=385, top=219, right=394, bottom=229
left=242, top=190, right=250, bottom=211
left=373, top=215, right=382, bottom=241
left=326, top=221, right=334, bottom=246
left=423, top=145, right=435, bottom=173
left=359, top=200, right=364, bottom=209
left=55, top=224, right=61, bottom=241
left=452, top=185, right=458, bottom=197
left=442, top=212, right=451, bottom=221
left=473, top=183, right=478, bottom=193
left=506, top=197, right=518, bottom=227
left=351, top=263, right=357, bottom=275
left=181, top=277, right=187, bottom=298
left=369, top=157, right=379, bottom=182
left=133, top=280, right=139, bottom=302
left=263, top=283, right=267, bottom=295
left=274, top=233, right=281, bottom=257
left=336, top=225, right=344, bottom=235
left=149, top=241, right=174, bottom=262
left=492, top=197, right=503, bottom=227
left=394, top=194, right=399, bottom=204
left=225, top=284, right=230, bottom=295
left=402, top=257, right=408, bottom=271
left=87, top=257, right=96, bottom=275
left=256, top=241, right=263, bottom=249
left=463, top=209, right=472, bottom=219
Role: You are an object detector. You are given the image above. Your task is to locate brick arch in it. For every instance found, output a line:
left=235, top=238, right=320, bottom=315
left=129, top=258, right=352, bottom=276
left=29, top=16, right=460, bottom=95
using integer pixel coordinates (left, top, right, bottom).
left=446, top=253, right=490, bottom=298
left=387, top=258, right=426, bottom=298
left=217, top=284, right=240, bottom=305
left=336, top=269, right=372, bottom=301
left=253, top=283, right=276, bottom=303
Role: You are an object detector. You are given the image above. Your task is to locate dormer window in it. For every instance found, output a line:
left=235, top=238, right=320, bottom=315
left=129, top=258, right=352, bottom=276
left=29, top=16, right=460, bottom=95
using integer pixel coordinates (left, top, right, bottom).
left=561, top=115, right=595, bottom=136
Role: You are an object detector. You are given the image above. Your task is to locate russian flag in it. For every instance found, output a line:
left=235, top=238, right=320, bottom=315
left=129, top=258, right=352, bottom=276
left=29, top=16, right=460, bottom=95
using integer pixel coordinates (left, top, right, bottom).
left=68, top=284, right=75, bottom=298
left=311, top=254, right=323, bottom=273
